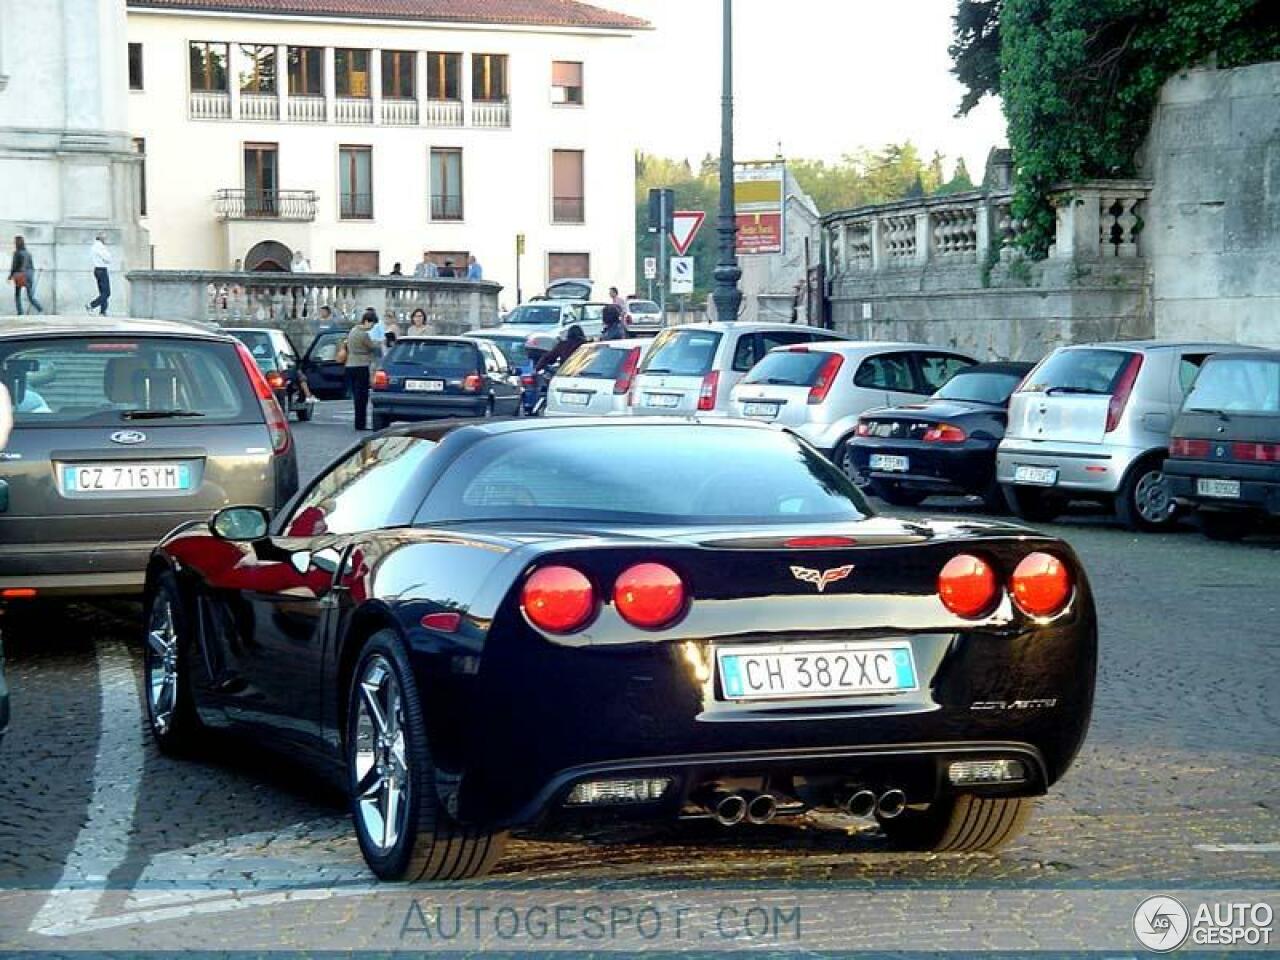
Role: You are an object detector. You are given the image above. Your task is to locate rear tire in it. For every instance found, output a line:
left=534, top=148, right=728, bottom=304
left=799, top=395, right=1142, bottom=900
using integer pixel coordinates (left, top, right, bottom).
left=880, top=795, right=1033, bottom=853
left=1199, top=510, right=1250, bottom=542
left=347, top=631, right=507, bottom=881
left=143, top=571, right=205, bottom=755
left=1115, top=457, right=1175, bottom=531
left=1004, top=485, right=1065, bottom=523
left=868, top=479, right=927, bottom=508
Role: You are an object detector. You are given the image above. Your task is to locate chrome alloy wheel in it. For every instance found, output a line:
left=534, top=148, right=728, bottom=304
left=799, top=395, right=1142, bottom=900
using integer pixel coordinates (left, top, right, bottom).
left=145, top=595, right=179, bottom=736
left=1134, top=467, right=1173, bottom=524
left=353, top=655, right=409, bottom=854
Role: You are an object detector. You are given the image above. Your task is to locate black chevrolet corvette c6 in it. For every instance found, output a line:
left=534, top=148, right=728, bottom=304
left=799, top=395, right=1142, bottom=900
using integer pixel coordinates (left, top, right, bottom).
left=143, top=418, right=1096, bottom=882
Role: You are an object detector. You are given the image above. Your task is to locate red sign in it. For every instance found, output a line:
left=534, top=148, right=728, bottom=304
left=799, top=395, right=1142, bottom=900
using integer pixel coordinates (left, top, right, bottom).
left=669, top=211, right=705, bottom=256
left=735, top=212, right=783, bottom=255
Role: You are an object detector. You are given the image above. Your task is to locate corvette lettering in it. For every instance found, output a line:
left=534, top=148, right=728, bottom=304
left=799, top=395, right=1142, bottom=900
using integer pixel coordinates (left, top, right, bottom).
left=790, top=564, right=855, bottom=593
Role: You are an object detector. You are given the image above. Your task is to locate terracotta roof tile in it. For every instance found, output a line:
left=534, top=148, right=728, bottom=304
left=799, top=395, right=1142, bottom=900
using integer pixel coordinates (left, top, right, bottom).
left=128, top=0, right=649, bottom=30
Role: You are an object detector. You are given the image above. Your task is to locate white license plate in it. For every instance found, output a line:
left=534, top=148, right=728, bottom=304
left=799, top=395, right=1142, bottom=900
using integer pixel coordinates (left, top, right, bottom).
left=558, top=391, right=591, bottom=406
left=1015, top=465, right=1059, bottom=486
left=717, top=641, right=918, bottom=701
left=406, top=379, right=445, bottom=392
left=870, top=453, right=910, bottom=472
left=1197, top=477, right=1241, bottom=499
left=62, top=463, right=191, bottom=494
left=645, top=393, right=680, bottom=409
left=742, top=401, right=780, bottom=419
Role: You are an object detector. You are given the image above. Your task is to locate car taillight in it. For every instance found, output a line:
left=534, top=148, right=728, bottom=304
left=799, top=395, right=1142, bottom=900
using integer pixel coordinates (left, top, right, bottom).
left=938, top=554, right=1000, bottom=619
left=613, top=347, right=641, bottom=396
left=855, top=421, right=871, bottom=437
left=922, top=423, right=967, bottom=443
left=372, top=369, right=389, bottom=390
left=520, top=374, right=536, bottom=387
left=807, top=353, right=844, bottom=405
left=1105, top=354, right=1143, bottom=433
left=521, top=565, right=596, bottom=634
left=462, top=373, right=484, bottom=393
left=697, top=370, right=720, bottom=411
left=783, top=536, right=857, bottom=548
left=264, top=369, right=286, bottom=391
left=234, top=342, right=291, bottom=455
left=1010, top=552, right=1072, bottom=618
left=1232, top=441, right=1280, bottom=462
left=1170, top=437, right=1211, bottom=458
left=613, top=562, right=687, bottom=629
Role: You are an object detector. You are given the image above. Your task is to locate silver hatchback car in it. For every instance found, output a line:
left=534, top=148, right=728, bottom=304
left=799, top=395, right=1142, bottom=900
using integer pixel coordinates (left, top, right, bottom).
left=544, top=339, right=650, bottom=417
left=997, top=340, right=1257, bottom=530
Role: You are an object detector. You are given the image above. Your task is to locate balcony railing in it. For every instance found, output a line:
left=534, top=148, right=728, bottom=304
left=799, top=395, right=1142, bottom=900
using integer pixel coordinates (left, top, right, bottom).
left=425, top=99, right=463, bottom=127
left=552, top=196, right=585, bottom=224
left=340, top=192, right=373, bottom=219
left=189, top=90, right=231, bottom=120
left=215, top=189, right=318, bottom=221
left=335, top=96, right=372, bottom=124
left=471, top=99, right=510, bottom=128
left=431, top=194, right=463, bottom=221
left=287, top=94, right=326, bottom=122
left=382, top=98, right=418, bottom=125
left=240, top=91, right=279, bottom=121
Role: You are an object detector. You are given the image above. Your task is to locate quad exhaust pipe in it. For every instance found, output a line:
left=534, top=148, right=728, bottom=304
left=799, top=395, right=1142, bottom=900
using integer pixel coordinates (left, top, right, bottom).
left=699, top=789, right=779, bottom=826
left=746, top=792, right=778, bottom=824
left=841, top=787, right=877, bottom=818
left=876, top=788, right=907, bottom=819
left=839, top=786, right=906, bottom=819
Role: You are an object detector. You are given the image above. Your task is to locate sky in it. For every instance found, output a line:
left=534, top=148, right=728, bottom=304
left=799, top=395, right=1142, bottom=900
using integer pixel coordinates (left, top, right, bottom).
left=602, top=0, right=1007, bottom=181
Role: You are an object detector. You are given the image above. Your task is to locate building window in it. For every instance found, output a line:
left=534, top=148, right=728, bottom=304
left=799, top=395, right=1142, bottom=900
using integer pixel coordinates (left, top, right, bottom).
left=240, top=44, right=276, bottom=93
left=335, top=250, right=380, bottom=275
left=244, top=142, right=279, bottom=216
left=430, top=148, right=463, bottom=221
left=189, top=41, right=228, bottom=92
left=427, top=52, right=460, bottom=100
left=128, top=42, right=144, bottom=90
left=382, top=50, right=415, bottom=99
left=552, top=61, right=583, bottom=105
left=548, top=252, right=590, bottom=282
left=471, top=53, right=508, bottom=102
left=552, top=149, right=585, bottom=224
left=335, top=48, right=371, bottom=98
left=339, top=146, right=372, bottom=219
left=288, top=46, right=324, bottom=96
left=133, top=138, right=147, bottom=216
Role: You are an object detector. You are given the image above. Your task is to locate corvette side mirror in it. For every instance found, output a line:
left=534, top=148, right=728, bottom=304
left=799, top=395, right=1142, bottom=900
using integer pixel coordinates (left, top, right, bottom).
left=211, top=505, right=270, bottom=542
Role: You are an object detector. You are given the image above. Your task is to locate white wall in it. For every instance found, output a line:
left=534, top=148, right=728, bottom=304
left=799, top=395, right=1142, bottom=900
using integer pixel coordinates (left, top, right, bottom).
left=126, top=10, right=639, bottom=303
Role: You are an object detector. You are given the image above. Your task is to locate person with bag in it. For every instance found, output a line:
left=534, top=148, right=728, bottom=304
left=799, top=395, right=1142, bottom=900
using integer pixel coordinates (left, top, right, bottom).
left=9, top=237, right=43, bottom=315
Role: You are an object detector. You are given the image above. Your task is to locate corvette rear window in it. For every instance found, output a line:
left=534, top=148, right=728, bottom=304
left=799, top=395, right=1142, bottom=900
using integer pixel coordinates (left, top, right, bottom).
left=422, top=426, right=871, bottom=524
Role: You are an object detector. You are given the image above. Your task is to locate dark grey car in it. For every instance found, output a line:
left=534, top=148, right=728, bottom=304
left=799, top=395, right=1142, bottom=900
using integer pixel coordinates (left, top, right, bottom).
left=0, top=317, right=299, bottom=597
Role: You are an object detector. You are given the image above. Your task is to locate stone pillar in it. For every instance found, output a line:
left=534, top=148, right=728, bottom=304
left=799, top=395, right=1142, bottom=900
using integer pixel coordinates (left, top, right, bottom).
left=1052, top=188, right=1101, bottom=261
left=914, top=212, right=932, bottom=266
left=415, top=50, right=428, bottom=125
left=870, top=218, right=885, bottom=272
left=323, top=47, right=336, bottom=123
left=228, top=43, right=243, bottom=120
left=370, top=49, right=383, bottom=124
left=462, top=53, right=473, bottom=125
left=276, top=44, right=289, bottom=118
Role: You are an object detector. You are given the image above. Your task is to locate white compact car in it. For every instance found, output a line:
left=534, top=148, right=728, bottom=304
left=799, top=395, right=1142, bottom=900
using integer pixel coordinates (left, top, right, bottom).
left=544, top=339, right=650, bottom=417
left=629, top=322, right=846, bottom=417
left=730, top=341, right=977, bottom=457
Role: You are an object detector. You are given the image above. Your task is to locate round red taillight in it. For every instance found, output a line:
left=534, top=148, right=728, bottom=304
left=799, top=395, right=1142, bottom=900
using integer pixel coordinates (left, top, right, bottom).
left=521, top=565, right=595, bottom=634
left=613, top=562, right=687, bottom=630
left=1010, top=552, right=1072, bottom=617
left=938, top=554, right=1000, bottom=619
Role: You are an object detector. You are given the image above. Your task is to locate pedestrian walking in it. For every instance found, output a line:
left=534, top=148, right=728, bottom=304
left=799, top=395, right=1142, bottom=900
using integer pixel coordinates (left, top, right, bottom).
left=466, top=255, right=483, bottom=280
left=405, top=307, right=429, bottom=337
left=86, top=234, right=111, bottom=315
left=600, top=303, right=626, bottom=341
left=344, top=308, right=378, bottom=431
left=9, top=237, right=43, bottom=315
left=609, top=286, right=630, bottom=326
left=413, top=251, right=438, bottom=278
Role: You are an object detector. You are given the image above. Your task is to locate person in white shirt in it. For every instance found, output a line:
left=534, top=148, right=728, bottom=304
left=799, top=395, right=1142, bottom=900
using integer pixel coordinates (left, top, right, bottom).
left=86, top=234, right=111, bottom=315
left=290, top=249, right=312, bottom=318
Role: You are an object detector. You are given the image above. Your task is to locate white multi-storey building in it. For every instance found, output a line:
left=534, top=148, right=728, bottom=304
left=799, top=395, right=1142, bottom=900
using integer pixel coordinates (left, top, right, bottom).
left=126, top=0, right=645, bottom=298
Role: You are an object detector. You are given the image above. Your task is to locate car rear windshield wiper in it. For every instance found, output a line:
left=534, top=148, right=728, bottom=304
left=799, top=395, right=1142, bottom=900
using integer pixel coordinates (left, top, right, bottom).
left=120, top=408, right=206, bottom=420
left=1043, top=386, right=1107, bottom=396
left=1187, top=407, right=1232, bottom=421
left=643, top=367, right=673, bottom=374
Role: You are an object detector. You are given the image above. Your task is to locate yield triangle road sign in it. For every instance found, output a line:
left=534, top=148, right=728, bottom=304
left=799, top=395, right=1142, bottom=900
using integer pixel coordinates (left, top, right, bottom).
left=669, top=210, right=706, bottom=256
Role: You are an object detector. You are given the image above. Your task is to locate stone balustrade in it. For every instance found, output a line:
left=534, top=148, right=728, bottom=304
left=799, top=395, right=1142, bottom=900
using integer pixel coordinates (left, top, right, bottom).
left=127, top=271, right=503, bottom=344
left=823, top=181, right=1151, bottom=276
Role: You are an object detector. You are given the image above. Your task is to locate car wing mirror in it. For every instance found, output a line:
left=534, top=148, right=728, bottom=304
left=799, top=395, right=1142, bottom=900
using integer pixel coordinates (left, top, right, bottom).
left=290, top=546, right=344, bottom=577
left=211, top=505, right=270, bottom=542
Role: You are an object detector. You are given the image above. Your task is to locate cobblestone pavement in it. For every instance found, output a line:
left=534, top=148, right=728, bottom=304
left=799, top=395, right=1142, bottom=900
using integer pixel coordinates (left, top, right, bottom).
left=1, top=404, right=1277, bottom=952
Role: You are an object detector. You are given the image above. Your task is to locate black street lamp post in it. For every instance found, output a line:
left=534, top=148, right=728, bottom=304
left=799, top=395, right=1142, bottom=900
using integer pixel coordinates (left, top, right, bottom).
left=711, top=0, right=742, bottom=322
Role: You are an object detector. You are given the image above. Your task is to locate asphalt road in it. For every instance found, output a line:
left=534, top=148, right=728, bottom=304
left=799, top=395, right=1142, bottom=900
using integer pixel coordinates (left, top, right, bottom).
left=1, top=403, right=1277, bottom=952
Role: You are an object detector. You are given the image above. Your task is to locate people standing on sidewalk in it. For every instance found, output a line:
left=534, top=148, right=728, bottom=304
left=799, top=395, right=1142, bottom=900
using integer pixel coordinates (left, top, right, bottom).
left=86, top=234, right=111, bottom=315
left=344, top=308, right=378, bottom=431
left=466, top=255, right=483, bottom=280
left=8, top=237, right=43, bottom=315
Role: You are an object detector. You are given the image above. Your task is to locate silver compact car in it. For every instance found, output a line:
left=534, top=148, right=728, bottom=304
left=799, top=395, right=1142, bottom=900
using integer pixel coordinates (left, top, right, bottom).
left=629, top=322, right=846, bottom=417
left=545, top=339, right=650, bottom=417
left=731, top=341, right=976, bottom=458
left=997, top=340, right=1258, bottom=530
left=0, top=317, right=299, bottom=597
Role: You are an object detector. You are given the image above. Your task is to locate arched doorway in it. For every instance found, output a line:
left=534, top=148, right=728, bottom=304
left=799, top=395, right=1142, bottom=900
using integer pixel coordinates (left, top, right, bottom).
left=244, top=240, right=293, bottom=272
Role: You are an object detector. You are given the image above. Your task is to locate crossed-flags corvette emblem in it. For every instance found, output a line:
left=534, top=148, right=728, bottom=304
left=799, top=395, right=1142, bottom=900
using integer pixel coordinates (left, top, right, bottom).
left=790, top=564, right=855, bottom=593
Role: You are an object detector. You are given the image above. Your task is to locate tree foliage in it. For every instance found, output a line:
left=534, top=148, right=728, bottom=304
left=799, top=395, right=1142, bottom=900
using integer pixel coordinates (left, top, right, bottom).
left=952, top=0, right=1280, bottom=256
